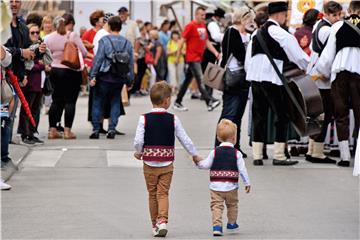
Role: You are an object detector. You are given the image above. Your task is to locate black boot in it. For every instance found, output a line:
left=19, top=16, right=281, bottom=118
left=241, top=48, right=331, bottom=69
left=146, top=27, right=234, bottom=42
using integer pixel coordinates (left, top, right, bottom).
left=337, top=160, right=350, bottom=167
left=253, top=159, right=264, bottom=166
left=273, top=159, right=299, bottom=166
left=307, top=156, right=336, bottom=164
left=263, top=146, right=268, bottom=160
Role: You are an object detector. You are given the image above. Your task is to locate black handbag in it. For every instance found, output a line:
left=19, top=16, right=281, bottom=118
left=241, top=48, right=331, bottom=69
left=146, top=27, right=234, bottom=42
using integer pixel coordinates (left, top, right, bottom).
left=42, top=75, right=53, bottom=96
left=224, top=59, right=249, bottom=90
left=223, top=28, right=250, bottom=91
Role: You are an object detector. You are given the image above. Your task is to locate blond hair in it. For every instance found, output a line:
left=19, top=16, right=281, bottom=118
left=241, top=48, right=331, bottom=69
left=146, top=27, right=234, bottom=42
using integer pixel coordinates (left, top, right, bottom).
left=232, top=6, right=255, bottom=24
left=216, top=119, right=237, bottom=143
left=41, top=15, right=53, bottom=30
left=150, top=81, right=172, bottom=105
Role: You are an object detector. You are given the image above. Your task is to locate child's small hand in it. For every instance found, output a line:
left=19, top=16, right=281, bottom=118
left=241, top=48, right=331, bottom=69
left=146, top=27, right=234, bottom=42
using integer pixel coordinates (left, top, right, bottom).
left=134, top=152, right=143, bottom=160
left=245, top=185, right=251, bottom=194
left=192, top=155, right=203, bottom=164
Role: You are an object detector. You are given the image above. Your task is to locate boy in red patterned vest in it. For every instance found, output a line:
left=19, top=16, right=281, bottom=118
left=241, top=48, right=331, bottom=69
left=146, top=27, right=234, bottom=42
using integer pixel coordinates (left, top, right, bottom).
left=195, top=119, right=251, bottom=236
left=134, top=81, right=202, bottom=237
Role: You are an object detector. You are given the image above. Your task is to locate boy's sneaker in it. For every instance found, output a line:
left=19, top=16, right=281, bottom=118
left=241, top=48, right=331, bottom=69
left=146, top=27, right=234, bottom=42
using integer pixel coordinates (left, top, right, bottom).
left=152, top=223, right=159, bottom=236
left=226, top=223, right=239, bottom=232
left=207, top=100, right=221, bottom=112
left=1, top=178, right=11, bottom=190
left=213, top=226, right=223, bottom=236
left=154, top=220, right=168, bottom=237
left=173, top=102, right=188, bottom=112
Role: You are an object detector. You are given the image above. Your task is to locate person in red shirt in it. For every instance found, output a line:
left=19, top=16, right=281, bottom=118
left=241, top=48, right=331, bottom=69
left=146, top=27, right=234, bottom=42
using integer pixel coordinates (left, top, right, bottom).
left=82, top=10, right=105, bottom=66
left=173, top=6, right=221, bottom=112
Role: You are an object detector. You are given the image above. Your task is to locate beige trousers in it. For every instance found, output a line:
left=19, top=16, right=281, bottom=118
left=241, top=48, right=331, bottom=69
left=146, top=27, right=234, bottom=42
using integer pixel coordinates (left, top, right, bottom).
left=210, top=189, right=239, bottom=226
left=143, top=163, right=174, bottom=225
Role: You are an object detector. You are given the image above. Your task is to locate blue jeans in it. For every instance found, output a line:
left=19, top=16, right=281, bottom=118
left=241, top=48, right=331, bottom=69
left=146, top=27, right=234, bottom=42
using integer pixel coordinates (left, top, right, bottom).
left=92, top=81, right=123, bottom=132
left=1, top=117, right=11, bottom=166
left=215, top=89, right=249, bottom=150
left=8, top=95, right=19, bottom=143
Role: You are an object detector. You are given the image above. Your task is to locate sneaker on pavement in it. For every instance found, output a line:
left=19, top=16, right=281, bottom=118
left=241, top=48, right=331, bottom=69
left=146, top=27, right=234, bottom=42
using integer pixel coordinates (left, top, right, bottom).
left=107, top=130, right=116, bottom=139
left=173, top=102, right=188, bottom=112
left=208, top=100, right=221, bottom=112
left=89, top=131, right=100, bottom=139
left=21, top=136, right=36, bottom=145
left=213, top=225, right=223, bottom=236
left=30, top=136, right=44, bottom=145
left=152, top=223, right=159, bottom=236
left=154, top=221, right=168, bottom=237
left=1, top=179, right=11, bottom=190
left=226, top=223, right=239, bottom=232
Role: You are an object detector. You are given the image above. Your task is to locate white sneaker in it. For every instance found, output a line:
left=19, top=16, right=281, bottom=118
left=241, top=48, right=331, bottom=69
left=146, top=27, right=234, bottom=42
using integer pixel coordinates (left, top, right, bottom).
left=154, top=222, right=168, bottom=237
left=1, top=179, right=11, bottom=190
left=173, top=102, right=188, bottom=112
left=152, top=225, right=159, bottom=236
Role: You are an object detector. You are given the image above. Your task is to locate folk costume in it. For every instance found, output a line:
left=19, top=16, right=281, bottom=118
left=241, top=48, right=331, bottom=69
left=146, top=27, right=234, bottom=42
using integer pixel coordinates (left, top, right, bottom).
left=246, top=1, right=309, bottom=166
left=316, top=14, right=360, bottom=167
left=306, top=17, right=337, bottom=164
left=134, top=108, right=198, bottom=226
left=197, top=142, right=250, bottom=228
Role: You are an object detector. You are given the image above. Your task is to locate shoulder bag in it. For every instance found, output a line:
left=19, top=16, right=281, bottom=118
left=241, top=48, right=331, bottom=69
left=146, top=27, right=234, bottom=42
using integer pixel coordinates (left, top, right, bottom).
left=223, top=28, right=250, bottom=91
left=61, top=32, right=81, bottom=70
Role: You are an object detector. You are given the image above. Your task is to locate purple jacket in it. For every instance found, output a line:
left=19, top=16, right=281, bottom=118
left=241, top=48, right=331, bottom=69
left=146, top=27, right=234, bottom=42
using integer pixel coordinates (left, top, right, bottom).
left=24, top=60, right=45, bottom=92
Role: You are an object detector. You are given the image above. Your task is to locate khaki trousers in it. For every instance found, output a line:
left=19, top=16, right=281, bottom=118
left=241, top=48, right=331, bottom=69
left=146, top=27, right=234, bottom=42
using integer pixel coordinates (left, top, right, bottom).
left=210, top=189, right=239, bottom=226
left=143, top=163, right=174, bottom=224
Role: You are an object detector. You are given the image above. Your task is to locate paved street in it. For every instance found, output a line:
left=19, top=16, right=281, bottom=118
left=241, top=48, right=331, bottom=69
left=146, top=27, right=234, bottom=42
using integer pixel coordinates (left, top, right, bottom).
left=1, top=93, right=359, bottom=239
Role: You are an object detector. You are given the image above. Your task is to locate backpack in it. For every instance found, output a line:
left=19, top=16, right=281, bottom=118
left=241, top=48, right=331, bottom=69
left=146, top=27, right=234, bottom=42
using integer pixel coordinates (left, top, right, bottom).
left=105, top=36, right=130, bottom=77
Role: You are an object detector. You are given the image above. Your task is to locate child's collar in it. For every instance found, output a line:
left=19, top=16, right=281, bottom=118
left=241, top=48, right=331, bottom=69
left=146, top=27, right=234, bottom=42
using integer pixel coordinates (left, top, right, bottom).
left=219, top=142, right=234, bottom=147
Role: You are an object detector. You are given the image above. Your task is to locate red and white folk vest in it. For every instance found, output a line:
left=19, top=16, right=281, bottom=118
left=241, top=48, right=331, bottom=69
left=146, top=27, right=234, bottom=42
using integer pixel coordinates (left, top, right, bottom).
left=143, top=112, right=175, bottom=162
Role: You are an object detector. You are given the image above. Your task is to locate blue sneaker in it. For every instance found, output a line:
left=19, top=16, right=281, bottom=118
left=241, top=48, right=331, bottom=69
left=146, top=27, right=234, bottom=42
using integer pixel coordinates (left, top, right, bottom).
left=226, top=223, right=239, bottom=232
left=213, top=226, right=223, bottom=236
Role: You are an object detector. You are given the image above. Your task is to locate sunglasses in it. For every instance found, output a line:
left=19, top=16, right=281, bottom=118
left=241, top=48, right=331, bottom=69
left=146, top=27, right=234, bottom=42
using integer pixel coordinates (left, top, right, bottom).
left=30, top=31, right=40, bottom=35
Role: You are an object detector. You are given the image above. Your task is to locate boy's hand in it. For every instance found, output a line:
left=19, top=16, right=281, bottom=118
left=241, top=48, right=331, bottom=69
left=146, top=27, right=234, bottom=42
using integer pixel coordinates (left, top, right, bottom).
left=245, top=185, right=251, bottom=194
left=134, top=152, right=143, bottom=160
left=192, top=155, right=203, bottom=164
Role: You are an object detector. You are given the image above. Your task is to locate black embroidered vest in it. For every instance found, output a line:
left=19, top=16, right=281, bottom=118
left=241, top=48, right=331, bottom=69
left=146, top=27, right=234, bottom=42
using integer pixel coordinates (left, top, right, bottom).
left=252, top=21, right=289, bottom=62
left=335, top=19, right=360, bottom=54
left=312, top=19, right=331, bottom=56
left=210, top=146, right=239, bottom=182
left=143, top=112, right=175, bottom=162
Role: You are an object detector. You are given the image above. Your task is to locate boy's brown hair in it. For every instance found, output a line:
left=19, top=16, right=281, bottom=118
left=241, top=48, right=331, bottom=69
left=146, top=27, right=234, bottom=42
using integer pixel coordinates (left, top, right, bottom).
left=150, top=81, right=172, bottom=105
left=216, top=119, right=237, bottom=143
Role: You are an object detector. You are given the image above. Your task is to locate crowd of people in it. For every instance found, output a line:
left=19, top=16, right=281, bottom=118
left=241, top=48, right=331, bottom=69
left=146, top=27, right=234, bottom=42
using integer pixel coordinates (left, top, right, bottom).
left=1, top=0, right=359, bottom=234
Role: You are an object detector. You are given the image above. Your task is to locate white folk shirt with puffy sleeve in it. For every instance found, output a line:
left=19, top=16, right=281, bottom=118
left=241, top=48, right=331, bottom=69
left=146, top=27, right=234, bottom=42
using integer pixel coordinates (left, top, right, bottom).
left=207, top=20, right=224, bottom=44
left=307, top=18, right=332, bottom=89
left=197, top=142, right=250, bottom=192
left=316, top=21, right=360, bottom=82
left=246, top=19, right=310, bottom=85
left=134, top=108, right=198, bottom=167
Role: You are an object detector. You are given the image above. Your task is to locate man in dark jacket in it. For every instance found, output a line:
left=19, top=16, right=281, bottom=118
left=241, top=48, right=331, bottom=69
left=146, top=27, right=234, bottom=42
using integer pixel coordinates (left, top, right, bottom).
left=4, top=0, right=46, bottom=144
